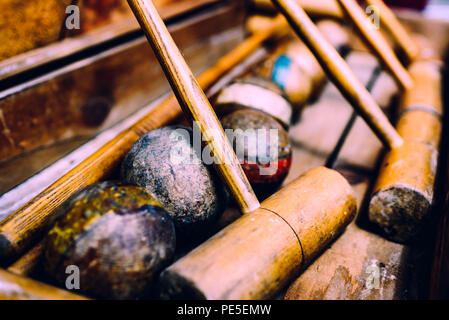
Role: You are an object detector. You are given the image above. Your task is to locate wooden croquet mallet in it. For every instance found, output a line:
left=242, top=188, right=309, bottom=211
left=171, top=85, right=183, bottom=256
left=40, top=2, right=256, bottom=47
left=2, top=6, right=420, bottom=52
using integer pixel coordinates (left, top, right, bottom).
left=8, top=169, right=358, bottom=300
left=160, top=166, right=357, bottom=299
left=369, top=60, right=444, bottom=243
left=335, top=0, right=413, bottom=90
left=271, top=0, right=403, bottom=149
left=127, top=0, right=260, bottom=214
left=0, top=16, right=288, bottom=262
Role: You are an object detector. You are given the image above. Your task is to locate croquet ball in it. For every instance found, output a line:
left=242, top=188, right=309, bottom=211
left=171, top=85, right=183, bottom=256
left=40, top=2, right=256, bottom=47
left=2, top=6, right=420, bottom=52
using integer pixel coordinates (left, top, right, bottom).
left=44, top=181, right=176, bottom=300
left=121, top=126, right=228, bottom=236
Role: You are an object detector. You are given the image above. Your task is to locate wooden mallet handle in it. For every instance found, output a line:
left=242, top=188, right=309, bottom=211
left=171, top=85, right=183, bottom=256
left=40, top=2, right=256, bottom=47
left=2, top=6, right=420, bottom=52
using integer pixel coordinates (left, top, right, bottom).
left=365, top=0, right=420, bottom=64
left=254, top=0, right=419, bottom=66
left=271, top=0, right=403, bottom=149
left=127, top=0, right=260, bottom=214
left=159, top=167, right=357, bottom=300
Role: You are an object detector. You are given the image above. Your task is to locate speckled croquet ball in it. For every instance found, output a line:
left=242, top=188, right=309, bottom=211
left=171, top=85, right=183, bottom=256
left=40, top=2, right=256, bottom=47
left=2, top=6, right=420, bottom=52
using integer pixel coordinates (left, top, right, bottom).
left=221, top=109, right=292, bottom=198
left=121, top=126, right=228, bottom=236
left=44, top=181, right=176, bottom=300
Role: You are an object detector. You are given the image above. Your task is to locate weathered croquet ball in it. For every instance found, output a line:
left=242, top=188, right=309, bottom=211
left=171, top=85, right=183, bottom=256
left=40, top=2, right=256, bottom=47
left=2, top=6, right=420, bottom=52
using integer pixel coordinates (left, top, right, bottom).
left=44, top=181, right=176, bottom=300
left=221, top=109, right=292, bottom=198
left=215, top=76, right=293, bottom=128
left=121, top=126, right=228, bottom=236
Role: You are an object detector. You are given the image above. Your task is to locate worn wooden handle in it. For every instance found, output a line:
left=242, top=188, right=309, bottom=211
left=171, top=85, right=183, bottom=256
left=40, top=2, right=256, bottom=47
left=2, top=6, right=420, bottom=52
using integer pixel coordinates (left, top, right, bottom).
left=271, top=0, right=403, bottom=149
left=159, top=166, right=357, bottom=300
left=369, top=60, right=443, bottom=243
left=0, top=16, right=288, bottom=262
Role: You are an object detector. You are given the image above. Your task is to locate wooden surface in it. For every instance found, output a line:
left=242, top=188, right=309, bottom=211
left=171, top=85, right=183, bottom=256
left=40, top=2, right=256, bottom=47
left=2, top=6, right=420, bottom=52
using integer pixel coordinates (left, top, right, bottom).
left=0, top=0, right=222, bottom=81
left=0, top=0, right=73, bottom=61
